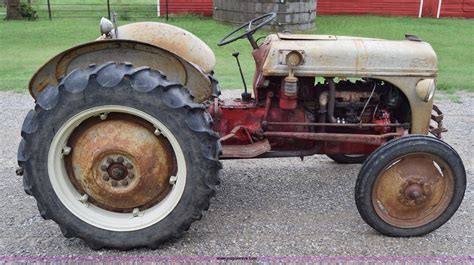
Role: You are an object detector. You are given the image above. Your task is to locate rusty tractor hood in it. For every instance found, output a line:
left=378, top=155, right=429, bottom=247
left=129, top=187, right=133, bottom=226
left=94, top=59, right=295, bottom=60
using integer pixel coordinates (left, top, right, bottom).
left=108, top=22, right=216, bottom=73
left=262, top=33, right=438, bottom=77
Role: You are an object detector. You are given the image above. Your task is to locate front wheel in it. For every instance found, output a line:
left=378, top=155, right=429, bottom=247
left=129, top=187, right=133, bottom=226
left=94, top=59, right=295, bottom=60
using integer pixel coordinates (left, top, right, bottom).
left=355, top=135, right=466, bottom=236
left=18, top=62, right=221, bottom=249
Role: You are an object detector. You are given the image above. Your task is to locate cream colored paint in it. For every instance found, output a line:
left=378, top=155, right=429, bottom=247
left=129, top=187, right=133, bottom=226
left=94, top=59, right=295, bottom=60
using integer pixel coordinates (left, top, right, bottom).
left=113, top=22, right=216, bottom=73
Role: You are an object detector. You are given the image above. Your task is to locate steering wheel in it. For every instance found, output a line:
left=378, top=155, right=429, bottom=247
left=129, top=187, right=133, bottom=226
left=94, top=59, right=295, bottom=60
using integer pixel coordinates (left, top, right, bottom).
left=217, top=12, right=277, bottom=48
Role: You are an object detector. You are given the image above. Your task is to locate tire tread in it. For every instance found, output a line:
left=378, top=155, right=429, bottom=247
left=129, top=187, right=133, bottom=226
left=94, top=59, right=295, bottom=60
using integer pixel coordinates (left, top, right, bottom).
left=19, top=62, right=221, bottom=249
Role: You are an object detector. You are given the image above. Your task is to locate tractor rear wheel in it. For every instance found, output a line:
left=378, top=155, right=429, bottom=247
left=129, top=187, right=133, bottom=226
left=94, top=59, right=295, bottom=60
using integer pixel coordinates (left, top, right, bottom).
left=355, top=135, right=466, bottom=236
left=327, top=154, right=368, bottom=164
left=18, top=62, right=221, bottom=249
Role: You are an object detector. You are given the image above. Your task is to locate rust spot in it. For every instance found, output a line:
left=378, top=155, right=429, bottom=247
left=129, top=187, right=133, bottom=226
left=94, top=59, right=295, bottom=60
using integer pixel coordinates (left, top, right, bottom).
left=372, top=154, right=454, bottom=228
left=65, top=113, right=176, bottom=212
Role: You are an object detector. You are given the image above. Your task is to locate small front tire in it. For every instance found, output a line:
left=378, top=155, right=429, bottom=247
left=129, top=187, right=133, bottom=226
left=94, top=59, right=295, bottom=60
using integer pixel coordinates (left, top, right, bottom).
left=355, top=135, right=466, bottom=236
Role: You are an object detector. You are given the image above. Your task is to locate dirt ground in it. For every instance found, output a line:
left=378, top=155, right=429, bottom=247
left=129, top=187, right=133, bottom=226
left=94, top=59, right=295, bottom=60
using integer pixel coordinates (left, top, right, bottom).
left=0, top=91, right=472, bottom=260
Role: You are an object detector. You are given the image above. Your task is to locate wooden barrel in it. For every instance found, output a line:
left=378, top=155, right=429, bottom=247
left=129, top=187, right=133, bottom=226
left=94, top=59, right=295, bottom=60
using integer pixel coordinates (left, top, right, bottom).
left=213, top=0, right=316, bottom=32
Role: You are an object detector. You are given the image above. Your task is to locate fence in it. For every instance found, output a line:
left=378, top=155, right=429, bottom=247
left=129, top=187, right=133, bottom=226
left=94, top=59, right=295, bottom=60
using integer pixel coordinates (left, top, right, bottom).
left=6, top=0, right=212, bottom=20
left=5, top=0, right=472, bottom=20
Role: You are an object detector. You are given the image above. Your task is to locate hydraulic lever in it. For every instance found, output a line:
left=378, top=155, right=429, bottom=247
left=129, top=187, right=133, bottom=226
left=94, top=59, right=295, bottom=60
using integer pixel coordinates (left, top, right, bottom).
left=232, top=52, right=252, bottom=101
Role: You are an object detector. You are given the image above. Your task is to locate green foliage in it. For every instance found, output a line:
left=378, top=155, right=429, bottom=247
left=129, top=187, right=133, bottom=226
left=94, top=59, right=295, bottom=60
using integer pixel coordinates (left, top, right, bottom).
left=19, top=3, right=38, bottom=20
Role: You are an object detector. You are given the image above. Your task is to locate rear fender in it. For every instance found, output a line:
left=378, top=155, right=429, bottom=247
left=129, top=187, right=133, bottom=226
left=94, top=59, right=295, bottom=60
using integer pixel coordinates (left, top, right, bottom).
left=29, top=39, right=218, bottom=103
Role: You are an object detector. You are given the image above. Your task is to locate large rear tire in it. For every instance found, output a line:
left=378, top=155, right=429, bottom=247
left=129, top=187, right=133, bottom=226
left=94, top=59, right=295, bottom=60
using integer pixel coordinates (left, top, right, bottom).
left=355, top=135, right=466, bottom=236
left=18, top=62, right=221, bottom=249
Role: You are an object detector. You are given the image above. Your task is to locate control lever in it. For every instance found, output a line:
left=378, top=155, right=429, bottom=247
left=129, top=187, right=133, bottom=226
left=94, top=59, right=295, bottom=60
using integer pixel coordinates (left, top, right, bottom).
left=232, top=52, right=251, bottom=101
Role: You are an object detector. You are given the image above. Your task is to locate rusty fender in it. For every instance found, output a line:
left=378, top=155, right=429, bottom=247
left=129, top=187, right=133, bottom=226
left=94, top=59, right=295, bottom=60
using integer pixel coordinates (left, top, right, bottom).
left=29, top=39, right=217, bottom=103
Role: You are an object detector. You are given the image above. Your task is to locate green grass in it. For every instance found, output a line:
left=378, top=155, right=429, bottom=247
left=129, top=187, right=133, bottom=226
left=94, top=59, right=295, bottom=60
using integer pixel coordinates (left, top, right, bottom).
left=0, top=15, right=473, bottom=92
left=28, top=0, right=160, bottom=19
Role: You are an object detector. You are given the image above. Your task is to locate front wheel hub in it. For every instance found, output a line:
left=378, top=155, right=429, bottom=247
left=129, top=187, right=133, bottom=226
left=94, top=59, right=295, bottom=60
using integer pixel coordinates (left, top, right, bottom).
left=372, top=154, right=455, bottom=228
left=404, top=183, right=423, bottom=200
left=399, top=182, right=429, bottom=206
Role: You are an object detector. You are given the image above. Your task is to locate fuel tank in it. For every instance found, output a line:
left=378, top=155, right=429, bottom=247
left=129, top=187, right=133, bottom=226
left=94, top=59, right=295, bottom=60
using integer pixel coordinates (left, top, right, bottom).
left=262, top=33, right=437, bottom=78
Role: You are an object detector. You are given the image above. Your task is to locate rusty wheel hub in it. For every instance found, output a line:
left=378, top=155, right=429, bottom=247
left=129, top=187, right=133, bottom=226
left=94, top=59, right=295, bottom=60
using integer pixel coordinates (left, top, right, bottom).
left=65, top=113, right=177, bottom=212
left=372, top=153, right=454, bottom=228
left=403, top=183, right=424, bottom=200
left=398, top=180, right=431, bottom=206
left=100, top=156, right=134, bottom=185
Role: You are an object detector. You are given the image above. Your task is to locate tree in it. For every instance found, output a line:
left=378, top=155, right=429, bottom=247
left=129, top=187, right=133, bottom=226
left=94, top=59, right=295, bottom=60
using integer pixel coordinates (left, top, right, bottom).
left=6, top=0, right=21, bottom=20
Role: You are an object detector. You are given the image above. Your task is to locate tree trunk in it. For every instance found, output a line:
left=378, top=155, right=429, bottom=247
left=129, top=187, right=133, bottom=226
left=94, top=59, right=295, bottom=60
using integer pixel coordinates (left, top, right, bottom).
left=6, top=0, right=22, bottom=20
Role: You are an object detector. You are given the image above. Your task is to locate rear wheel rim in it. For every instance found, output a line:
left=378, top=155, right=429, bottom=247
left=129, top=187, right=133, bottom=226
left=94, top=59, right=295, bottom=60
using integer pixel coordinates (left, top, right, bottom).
left=48, top=105, right=187, bottom=232
left=372, top=153, right=454, bottom=228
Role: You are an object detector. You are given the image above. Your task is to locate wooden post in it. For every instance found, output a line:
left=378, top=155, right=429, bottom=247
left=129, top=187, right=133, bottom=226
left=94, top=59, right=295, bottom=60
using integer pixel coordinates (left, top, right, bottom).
left=107, top=0, right=111, bottom=19
left=157, top=0, right=160, bottom=17
left=47, top=0, right=52, bottom=20
left=165, top=0, right=168, bottom=20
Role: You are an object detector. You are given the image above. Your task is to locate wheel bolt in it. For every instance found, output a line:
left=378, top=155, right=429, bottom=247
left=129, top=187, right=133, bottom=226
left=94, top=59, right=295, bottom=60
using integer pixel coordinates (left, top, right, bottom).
left=111, top=180, right=118, bottom=187
left=106, top=157, right=114, bottom=164
left=102, top=174, right=109, bottom=181
left=99, top=113, right=108, bottom=120
left=121, top=180, right=129, bottom=186
left=62, top=146, right=72, bottom=156
left=126, top=163, right=133, bottom=169
left=169, top=176, right=177, bottom=185
left=129, top=173, right=135, bottom=179
left=100, top=165, right=108, bottom=171
left=117, top=156, right=124, bottom=163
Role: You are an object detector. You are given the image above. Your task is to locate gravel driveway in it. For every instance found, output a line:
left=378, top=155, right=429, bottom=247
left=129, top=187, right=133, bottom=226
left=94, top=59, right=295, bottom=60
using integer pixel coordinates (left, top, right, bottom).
left=0, top=90, right=472, bottom=259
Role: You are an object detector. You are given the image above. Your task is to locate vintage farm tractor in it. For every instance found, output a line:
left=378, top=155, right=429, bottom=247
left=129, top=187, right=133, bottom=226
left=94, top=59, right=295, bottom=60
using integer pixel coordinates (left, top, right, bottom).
left=17, top=13, right=466, bottom=249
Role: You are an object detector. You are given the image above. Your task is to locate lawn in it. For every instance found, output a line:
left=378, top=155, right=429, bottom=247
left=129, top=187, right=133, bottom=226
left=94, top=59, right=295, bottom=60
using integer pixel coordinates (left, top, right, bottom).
left=0, top=15, right=473, bottom=92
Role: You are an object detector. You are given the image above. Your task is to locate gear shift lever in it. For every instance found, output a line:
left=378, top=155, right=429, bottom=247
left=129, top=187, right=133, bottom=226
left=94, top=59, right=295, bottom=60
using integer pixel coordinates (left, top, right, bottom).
left=232, top=52, right=251, bottom=101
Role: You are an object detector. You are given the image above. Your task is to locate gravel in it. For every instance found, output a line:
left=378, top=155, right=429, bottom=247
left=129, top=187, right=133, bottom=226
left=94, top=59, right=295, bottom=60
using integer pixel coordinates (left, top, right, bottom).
left=0, top=90, right=472, bottom=257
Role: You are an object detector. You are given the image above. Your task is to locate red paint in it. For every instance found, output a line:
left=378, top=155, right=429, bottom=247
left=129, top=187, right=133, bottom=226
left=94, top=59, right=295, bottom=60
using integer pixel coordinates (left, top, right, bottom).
left=208, top=90, right=404, bottom=158
left=464, top=0, right=474, bottom=11
left=317, top=0, right=422, bottom=17
left=164, top=0, right=473, bottom=18
left=372, top=110, right=392, bottom=134
left=440, top=0, right=474, bottom=18
left=279, top=92, right=298, bottom=110
left=159, top=0, right=212, bottom=16
left=422, top=0, right=439, bottom=17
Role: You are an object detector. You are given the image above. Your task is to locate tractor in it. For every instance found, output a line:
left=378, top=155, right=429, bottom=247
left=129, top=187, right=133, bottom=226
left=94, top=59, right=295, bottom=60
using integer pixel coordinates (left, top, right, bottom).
left=17, top=13, right=466, bottom=249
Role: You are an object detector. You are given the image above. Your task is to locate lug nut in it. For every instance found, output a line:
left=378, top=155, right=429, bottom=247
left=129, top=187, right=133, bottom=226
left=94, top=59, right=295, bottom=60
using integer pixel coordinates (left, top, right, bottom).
left=125, top=163, right=133, bottom=169
left=99, top=113, right=108, bottom=120
left=102, top=174, right=109, bottom=181
left=106, top=157, right=114, bottom=164
left=79, top=194, right=89, bottom=204
left=129, top=173, right=135, bottom=179
left=117, top=156, right=124, bottom=163
left=169, top=176, right=177, bottom=185
left=132, top=208, right=140, bottom=217
left=100, top=165, right=108, bottom=171
left=154, top=128, right=162, bottom=136
left=62, top=146, right=72, bottom=156
left=111, top=180, right=118, bottom=187
left=121, top=179, right=129, bottom=186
